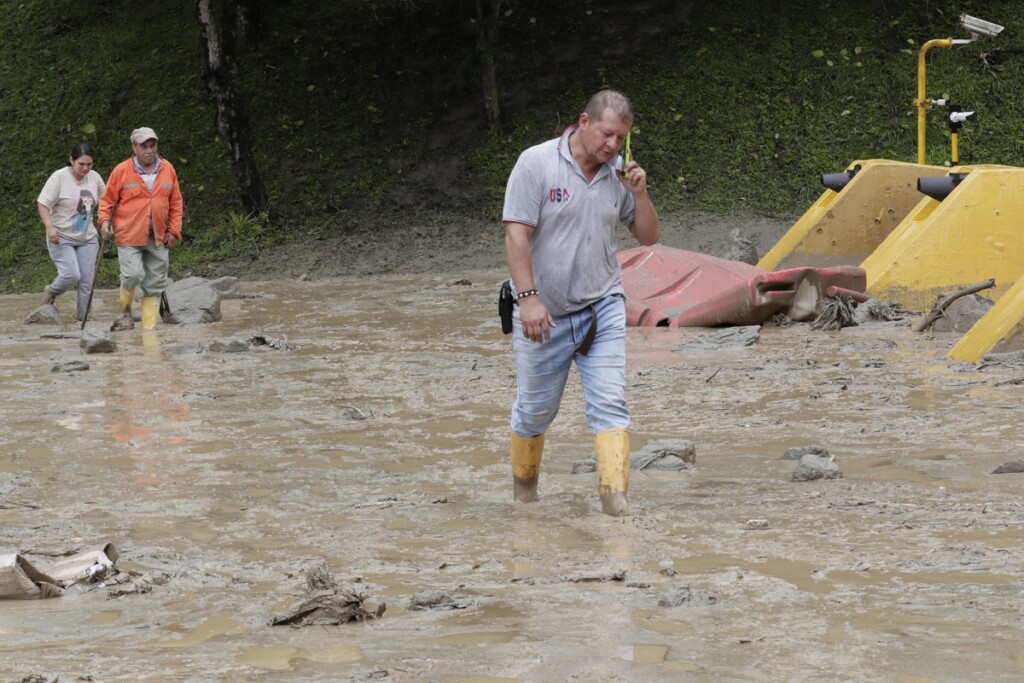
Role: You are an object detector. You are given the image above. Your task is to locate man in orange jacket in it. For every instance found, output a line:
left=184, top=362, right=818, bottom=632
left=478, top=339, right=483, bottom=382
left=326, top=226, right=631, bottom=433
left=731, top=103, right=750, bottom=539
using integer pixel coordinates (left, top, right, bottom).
left=99, top=127, right=184, bottom=331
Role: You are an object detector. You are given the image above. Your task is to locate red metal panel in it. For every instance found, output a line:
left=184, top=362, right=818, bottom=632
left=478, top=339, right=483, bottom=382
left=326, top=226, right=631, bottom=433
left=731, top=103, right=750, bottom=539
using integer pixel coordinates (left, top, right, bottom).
left=617, top=245, right=867, bottom=327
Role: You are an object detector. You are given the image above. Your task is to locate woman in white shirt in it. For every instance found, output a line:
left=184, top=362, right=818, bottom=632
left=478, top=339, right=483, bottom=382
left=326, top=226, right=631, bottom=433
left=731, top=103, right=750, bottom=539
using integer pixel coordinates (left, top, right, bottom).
left=37, top=143, right=106, bottom=321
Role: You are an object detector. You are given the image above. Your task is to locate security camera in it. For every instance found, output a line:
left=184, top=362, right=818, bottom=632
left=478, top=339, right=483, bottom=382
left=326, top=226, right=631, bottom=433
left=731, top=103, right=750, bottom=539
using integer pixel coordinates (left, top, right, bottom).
left=960, top=14, right=1003, bottom=39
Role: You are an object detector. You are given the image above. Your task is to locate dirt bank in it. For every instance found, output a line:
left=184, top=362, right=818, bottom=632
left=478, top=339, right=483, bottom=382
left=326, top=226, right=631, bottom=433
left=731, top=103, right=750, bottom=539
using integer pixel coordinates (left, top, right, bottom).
left=205, top=209, right=796, bottom=282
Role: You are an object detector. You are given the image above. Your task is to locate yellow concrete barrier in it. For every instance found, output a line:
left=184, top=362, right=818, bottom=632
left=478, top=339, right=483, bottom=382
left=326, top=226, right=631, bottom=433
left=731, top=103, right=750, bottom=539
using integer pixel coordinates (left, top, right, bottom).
left=947, top=273, right=1024, bottom=363
left=863, top=164, right=1024, bottom=312
left=758, top=159, right=948, bottom=271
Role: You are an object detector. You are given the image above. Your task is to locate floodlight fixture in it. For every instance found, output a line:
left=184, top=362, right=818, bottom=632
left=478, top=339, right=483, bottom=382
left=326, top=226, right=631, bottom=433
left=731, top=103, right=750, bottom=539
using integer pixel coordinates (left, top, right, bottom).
left=959, top=14, right=1003, bottom=40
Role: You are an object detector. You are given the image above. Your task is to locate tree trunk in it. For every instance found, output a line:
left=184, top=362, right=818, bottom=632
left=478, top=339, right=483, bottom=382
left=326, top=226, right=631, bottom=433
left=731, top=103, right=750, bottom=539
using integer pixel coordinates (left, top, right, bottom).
left=197, top=0, right=268, bottom=215
left=476, top=0, right=501, bottom=127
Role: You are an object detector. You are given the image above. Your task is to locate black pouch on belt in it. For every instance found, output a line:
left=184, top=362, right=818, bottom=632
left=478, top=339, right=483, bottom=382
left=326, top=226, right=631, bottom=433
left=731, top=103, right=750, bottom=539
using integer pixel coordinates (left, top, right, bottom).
left=498, top=279, right=514, bottom=334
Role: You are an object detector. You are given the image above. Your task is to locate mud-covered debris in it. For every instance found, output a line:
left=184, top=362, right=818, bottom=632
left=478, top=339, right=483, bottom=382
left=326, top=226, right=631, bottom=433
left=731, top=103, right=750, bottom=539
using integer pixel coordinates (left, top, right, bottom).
left=811, top=294, right=857, bottom=331
left=338, top=405, right=371, bottom=421
left=855, top=298, right=907, bottom=323
left=764, top=312, right=793, bottom=328
left=108, top=581, right=152, bottom=598
left=991, top=460, right=1024, bottom=474
left=52, top=360, right=89, bottom=373
left=343, top=669, right=389, bottom=681
left=271, top=564, right=384, bottom=627
left=248, top=333, right=296, bottom=351
left=678, top=325, right=760, bottom=350
left=354, top=493, right=448, bottom=509
left=792, top=453, right=843, bottom=481
left=512, top=570, right=626, bottom=586
left=744, top=519, right=770, bottom=530
left=783, top=445, right=830, bottom=461
left=658, top=582, right=720, bottom=608
left=14, top=675, right=57, bottom=683
left=407, top=588, right=474, bottom=611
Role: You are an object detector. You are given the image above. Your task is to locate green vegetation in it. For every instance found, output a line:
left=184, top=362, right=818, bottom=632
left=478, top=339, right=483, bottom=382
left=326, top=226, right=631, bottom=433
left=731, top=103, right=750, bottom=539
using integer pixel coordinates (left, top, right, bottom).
left=3, top=0, right=1022, bottom=291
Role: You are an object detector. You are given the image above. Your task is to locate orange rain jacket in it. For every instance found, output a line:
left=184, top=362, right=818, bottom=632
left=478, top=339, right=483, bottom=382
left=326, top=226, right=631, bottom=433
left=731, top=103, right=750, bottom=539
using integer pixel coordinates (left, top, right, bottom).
left=98, top=158, right=183, bottom=247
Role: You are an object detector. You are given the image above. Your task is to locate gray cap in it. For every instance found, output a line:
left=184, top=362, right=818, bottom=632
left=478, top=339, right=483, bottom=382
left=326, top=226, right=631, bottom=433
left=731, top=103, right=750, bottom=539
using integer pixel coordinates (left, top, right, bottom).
left=130, top=127, right=159, bottom=144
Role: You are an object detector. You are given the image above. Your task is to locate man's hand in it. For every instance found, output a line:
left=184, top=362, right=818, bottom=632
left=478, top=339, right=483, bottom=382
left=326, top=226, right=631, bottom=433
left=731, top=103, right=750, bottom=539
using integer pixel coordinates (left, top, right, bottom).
left=519, top=296, right=556, bottom=343
left=100, top=221, right=113, bottom=240
left=164, top=233, right=180, bottom=248
left=617, top=160, right=649, bottom=196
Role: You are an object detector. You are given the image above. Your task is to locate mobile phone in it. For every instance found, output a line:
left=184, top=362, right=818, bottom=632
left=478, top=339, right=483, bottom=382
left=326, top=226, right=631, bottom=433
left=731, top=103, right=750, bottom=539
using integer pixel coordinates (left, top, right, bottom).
left=619, top=130, right=632, bottom=178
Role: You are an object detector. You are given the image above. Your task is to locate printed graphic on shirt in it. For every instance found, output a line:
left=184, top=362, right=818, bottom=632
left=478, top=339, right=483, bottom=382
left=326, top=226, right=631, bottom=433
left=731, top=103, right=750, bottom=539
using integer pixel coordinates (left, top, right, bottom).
left=548, top=187, right=571, bottom=203
left=72, top=189, right=97, bottom=234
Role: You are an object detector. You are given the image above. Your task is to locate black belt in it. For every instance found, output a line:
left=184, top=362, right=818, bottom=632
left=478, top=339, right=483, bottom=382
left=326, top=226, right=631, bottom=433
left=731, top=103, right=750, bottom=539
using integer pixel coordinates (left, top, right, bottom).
left=577, top=304, right=597, bottom=356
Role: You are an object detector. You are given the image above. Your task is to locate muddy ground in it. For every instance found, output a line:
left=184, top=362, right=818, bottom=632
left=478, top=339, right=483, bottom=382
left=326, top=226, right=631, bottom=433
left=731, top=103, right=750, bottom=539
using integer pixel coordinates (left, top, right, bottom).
left=2, top=211, right=1023, bottom=682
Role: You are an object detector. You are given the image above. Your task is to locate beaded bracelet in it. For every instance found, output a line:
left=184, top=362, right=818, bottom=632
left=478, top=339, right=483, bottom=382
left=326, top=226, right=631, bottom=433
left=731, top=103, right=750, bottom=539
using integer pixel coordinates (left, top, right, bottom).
left=516, top=289, right=539, bottom=300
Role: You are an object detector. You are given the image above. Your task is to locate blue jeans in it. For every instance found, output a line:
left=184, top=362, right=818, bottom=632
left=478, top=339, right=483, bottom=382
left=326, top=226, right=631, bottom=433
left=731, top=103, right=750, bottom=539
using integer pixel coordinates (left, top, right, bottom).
left=46, top=234, right=99, bottom=321
left=511, top=295, right=629, bottom=436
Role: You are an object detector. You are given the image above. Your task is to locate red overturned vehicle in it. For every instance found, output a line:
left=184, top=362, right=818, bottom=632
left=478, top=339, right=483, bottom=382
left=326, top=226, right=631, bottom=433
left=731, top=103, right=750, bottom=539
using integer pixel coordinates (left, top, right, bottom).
left=617, top=244, right=868, bottom=327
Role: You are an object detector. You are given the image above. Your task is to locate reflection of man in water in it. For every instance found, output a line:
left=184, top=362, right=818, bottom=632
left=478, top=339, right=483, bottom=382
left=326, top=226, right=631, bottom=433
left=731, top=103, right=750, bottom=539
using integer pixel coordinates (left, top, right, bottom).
left=72, top=190, right=96, bottom=235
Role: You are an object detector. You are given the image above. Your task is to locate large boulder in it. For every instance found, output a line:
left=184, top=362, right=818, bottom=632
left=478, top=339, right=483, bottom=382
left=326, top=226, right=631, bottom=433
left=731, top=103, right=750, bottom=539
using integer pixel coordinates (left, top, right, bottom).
left=162, top=277, right=222, bottom=325
left=208, top=276, right=242, bottom=300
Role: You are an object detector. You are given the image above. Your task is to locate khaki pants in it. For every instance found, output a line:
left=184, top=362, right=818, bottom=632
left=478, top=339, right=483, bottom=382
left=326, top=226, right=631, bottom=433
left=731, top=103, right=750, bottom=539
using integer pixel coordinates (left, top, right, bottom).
left=117, top=237, right=169, bottom=297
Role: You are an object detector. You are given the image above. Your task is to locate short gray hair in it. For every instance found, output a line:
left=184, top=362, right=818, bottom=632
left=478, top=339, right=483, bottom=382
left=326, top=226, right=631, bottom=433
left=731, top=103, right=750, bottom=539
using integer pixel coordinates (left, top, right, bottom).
left=584, top=90, right=634, bottom=123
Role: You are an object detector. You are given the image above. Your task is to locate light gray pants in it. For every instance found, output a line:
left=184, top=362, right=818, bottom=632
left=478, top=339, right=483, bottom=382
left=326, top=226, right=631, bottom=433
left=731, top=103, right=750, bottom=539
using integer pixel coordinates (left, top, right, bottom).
left=117, top=238, right=169, bottom=297
left=46, top=234, right=99, bottom=321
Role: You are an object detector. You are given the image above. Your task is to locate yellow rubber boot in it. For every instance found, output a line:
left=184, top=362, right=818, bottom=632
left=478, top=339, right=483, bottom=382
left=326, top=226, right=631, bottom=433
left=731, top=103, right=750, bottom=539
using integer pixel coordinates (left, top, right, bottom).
left=511, top=432, right=544, bottom=503
left=118, top=285, right=135, bottom=311
left=141, top=296, right=160, bottom=330
left=111, top=286, right=136, bottom=331
left=594, top=428, right=630, bottom=517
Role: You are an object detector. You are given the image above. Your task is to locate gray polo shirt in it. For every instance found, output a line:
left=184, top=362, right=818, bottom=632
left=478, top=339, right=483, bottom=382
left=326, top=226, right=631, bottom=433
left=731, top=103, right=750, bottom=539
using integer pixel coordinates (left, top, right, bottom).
left=503, top=125, right=636, bottom=316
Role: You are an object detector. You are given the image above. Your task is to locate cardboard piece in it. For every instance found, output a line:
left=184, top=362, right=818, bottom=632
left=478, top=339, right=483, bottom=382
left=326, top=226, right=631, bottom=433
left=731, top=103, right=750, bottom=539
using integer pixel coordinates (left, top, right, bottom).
left=0, top=544, right=119, bottom=600
left=0, top=554, right=64, bottom=599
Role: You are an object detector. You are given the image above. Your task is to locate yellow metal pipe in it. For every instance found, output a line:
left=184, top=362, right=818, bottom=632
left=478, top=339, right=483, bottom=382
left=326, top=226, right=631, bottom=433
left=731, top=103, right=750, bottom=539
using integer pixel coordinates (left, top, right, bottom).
left=916, top=38, right=952, bottom=164
left=950, top=132, right=960, bottom=165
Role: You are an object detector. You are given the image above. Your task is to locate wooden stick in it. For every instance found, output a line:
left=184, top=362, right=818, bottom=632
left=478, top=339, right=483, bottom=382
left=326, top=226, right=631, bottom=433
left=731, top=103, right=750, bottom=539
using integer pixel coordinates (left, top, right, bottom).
left=914, top=278, right=995, bottom=332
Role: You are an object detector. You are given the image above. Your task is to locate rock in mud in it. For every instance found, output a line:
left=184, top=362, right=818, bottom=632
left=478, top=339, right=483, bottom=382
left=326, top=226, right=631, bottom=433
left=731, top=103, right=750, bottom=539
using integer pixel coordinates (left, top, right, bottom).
left=658, top=582, right=720, bottom=608
left=930, top=293, right=992, bottom=333
left=24, top=304, right=62, bottom=326
left=172, top=340, right=207, bottom=354
left=80, top=332, right=117, bottom=354
left=162, top=277, right=222, bottom=325
left=52, top=360, right=89, bottom=373
left=792, top=453, right=843, bottom=481
left=208, top=276, right=242, bottom=300
left=991, top=460, right=1024, bottom=474
left=407, top=589, right=474, bottom=611
left=783, top=445, right=830, bottom=461
left=208, top=337, right=250, bottom=353
left=572, top=440, right=695, bottom=473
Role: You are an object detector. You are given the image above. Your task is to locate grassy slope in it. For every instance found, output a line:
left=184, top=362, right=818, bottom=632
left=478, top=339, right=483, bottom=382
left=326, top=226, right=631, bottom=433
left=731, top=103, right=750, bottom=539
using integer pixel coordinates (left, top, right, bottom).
left=2, top=0, right=1021, bottom=292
